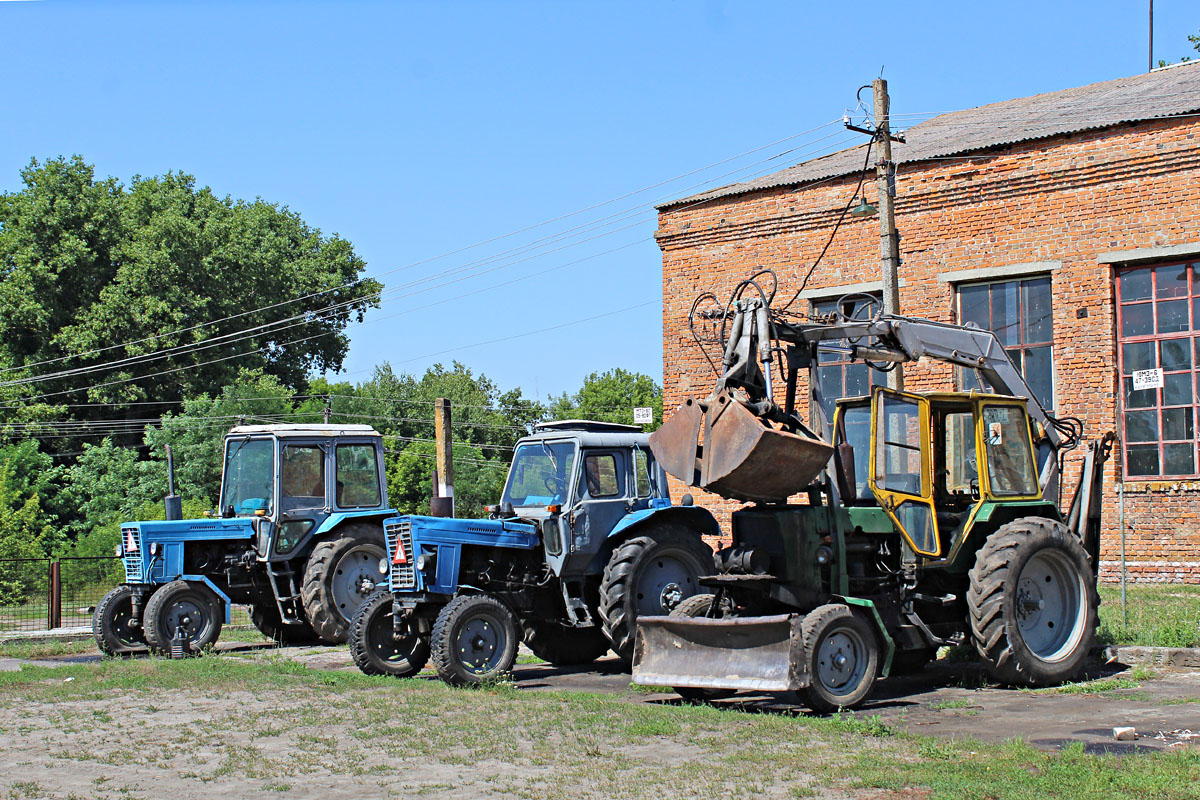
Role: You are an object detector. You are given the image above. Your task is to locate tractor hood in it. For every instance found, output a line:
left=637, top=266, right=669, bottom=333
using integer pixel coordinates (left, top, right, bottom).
left=119, top=517, right=256, bottom=584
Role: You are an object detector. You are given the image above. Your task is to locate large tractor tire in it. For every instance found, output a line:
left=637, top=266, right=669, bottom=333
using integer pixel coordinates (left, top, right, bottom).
left=92, top=585, right=148, bottom=656
left=669, top=593, right=737, bottom=702
left=350, top=590, right=430, bottom=678
left=301, top=523, right=387, bottom=644
left=801, top=603, right=880, bottom=712
left=967, top=517, right=1097, bottom=687
left=142, top=580, right=223, bottom=655
left=598, top=524, right=713, bottom=662
left=250, top=602, right=319, bottom=645
left=523, top=623, right=611, bottom=666
left=431, top=594, right=519, bottom=685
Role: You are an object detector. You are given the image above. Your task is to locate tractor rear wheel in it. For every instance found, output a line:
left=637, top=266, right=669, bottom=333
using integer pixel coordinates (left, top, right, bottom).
left=967, top=517, right=1097, bottom=687
left=598, top=524, right=713, bottom=662
left=523, top=623, right=611, bottom=666
left=92, top=585, right=148, bottom=656
left=142, top=580, right=223, bottom=655
left=801, top=604, right=879, bottom=712
left=669, top=593, right=737, bottom=702
left=431, top=594, right=519, bottom=685
left=250, top=602, right=319, bottom=645
left=350, top=590, right=430, bottom=678
left=301, top=524, right=387, bottom=644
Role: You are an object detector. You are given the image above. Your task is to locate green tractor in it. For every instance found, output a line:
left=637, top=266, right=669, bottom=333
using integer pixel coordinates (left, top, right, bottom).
left=633, top=288, right=1112, bottom=710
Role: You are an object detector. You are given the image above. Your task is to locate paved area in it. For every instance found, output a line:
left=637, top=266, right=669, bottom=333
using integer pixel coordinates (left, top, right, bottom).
left=9, top=639, right=1200, bottom=754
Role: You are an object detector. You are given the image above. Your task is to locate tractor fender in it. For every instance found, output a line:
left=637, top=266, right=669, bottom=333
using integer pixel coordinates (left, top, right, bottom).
left=605, top=505, right=720, bottom=545
left=312, top=509, right=396, bottom=537
left=178, top=574, right=234, bottom=624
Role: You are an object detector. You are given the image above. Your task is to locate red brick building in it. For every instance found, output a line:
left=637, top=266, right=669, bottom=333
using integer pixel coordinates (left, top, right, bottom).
left=656, top=63, right=1200, bottom=582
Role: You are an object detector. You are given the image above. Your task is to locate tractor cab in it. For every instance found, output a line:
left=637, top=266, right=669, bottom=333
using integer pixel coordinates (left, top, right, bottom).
left=833, top=388, right=1044, bottom=560
left=498, top=420, right=670, bottom=576
left=219, top=424, right=389, bottom=560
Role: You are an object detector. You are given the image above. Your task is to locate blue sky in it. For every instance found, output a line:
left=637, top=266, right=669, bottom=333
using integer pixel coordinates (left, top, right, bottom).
left=1, top=0, right=1195, bottom=402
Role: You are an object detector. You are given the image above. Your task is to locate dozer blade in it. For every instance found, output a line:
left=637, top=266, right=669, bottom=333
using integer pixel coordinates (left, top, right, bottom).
left=633, top=614, right=809, bottom=693
left=701, top=393, right=833, bottom=503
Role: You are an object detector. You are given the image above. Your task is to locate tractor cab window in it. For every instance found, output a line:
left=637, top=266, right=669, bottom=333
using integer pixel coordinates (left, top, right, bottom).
left=502, top=441, right=577, bottom=507
left=280, top=444, right=326, bottom=512
left=874, top=394, right=924, bottom=496
left=336, top=444, right=382, bottom=508
left=580, top=453, right=621, bottom=498
left=937, top=409, right=978, bottom=499
left=834, top=402, right=874, bottom=502
left=220, top=438, right=275, bottom=516
left=632, top=449, right=653, bottom=497
left=982, top=405, right=1039, bottom=497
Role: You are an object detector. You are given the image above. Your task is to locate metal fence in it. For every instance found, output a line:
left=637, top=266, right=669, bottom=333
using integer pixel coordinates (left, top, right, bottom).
left=0, top=556, right=123, bottom=633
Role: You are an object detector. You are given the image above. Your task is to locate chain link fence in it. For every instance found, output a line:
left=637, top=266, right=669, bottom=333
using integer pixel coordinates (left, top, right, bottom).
left=0, top=556, right=123, bottom=634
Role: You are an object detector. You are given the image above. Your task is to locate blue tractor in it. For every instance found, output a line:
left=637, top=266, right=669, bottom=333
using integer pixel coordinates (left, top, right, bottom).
left=93, top=424, right=395, bottom=655
left=350, top=420, right=719, bottom=683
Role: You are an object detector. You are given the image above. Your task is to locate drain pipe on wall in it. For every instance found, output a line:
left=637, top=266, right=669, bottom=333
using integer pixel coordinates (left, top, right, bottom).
left=1119, top=480, right=1127, bottom=627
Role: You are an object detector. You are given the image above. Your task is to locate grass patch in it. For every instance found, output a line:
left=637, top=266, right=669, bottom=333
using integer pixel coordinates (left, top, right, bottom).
left=1098, top=582, right=1200, bottom=648
left=0, top=637, right=100, bottom=660
left=1040, top=676, right=1142, bottom=695
left=929, top=698, right=971, bottom=711
left=1, top=656, right=1199, bottom=799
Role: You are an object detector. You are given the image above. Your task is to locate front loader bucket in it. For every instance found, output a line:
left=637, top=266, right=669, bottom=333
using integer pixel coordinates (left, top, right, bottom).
left=633, top=614, right=809, bottom=693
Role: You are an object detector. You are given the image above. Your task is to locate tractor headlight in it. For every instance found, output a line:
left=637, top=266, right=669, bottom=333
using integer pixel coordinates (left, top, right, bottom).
left=416, top=552, right=435, bottom=573
left=378, top=558, right=388, bottom=575
left=816, top=545, right=834, bottom=565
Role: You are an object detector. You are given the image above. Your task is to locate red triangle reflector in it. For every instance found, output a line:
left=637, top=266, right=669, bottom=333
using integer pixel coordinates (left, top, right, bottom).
left=393, top=537, right=408, bottom=565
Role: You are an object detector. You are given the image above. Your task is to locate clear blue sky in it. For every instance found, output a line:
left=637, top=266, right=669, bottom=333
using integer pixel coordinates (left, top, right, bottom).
left=1, top=0, right=1195, bottom=402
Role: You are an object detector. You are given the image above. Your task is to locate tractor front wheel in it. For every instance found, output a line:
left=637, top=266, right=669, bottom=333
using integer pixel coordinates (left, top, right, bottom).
left=142, top=580, right=223, bottom=655
left=430, top=594, right=518, bottom=685
left=801, top=604, right=879, bottom=712
left=92, top=585, right=148, bottom=656
left=967, top=517, right=1097, bottom=686
left=301, top=524, right=388, bottom=644
left=599, top=525, right=713, bottom=662
left=350, top=591, right=431, bottom=677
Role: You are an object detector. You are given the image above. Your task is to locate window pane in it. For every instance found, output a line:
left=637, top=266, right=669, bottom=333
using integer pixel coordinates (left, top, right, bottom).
left=1120, top=268, right=1153, bottom=302
left=1160, top=339, right=1191, bottom=372
left=1158, top=299, right=1189, bottom=334
left=1121, top=303, right=1153, bottom=337
left=1162, top=407, right=1194, bottom=441
left=1023, top=277, right=1053, bottom=343
left=583, top=454, right=620, bottom=497
left=1164, top=443, right=1195, bottom=475
left=1005, top=348, right=1024, bottom=374
left=817, top=365, right=842, bottom=421
left=959, top=284, right=990, bottom=328
left=1123, top=341, right=1157, bottom=373
left=633, top=450, right=652, bottom=497
left=335, top=444, right=381, bottom=507
left=896, top=501, right=937, bottom=555
left=1164, top=372, right=1194, bottom=406
left=1024, top=346, right=1054, bottom=411
left=845, top=363, right=870, bottom=397
left=281, top=445, right=326, bottom=512
left=1124, top=377, right=1156, bottom=409
left=1127, top=444, right=1160, bottom=476
left=876, top=395, right=923, bottom=495
left=958, top=366, right=982, bottom=393
left=1157, top=264, right=1190, bottom=299
left=1194, top=298, right=1200, bottom=331
left=991, top=282, right=1020, bottom=346
left=982, top=405, right=1038, bottom=496
left=1125, top=410, right=1159, bottom=442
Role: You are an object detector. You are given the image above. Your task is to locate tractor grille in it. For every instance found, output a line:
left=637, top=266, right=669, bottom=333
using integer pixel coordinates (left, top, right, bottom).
left=385, top=519, right=416, bottom=591
left=121, top=526, right=142, bottom=582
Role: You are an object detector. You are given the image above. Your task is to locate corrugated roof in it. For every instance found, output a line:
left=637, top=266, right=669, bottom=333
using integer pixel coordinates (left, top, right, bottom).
left=660, top=61, right=1200, bottom=209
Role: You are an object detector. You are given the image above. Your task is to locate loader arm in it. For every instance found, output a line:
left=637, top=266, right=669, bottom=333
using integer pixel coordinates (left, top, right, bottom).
left=654, top=297, right=1073, bottom=503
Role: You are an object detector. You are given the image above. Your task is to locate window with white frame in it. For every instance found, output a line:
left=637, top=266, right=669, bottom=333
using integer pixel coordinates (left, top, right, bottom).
left=956, top=276, right=1055, bottom=413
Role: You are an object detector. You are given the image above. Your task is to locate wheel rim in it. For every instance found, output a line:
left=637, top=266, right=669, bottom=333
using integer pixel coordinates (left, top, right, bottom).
left=163, top=596, right=211, bottom=644
left=109, top=595, right=143, bottom=647
left=816, top=626, right=869, bottom=697
left=331, top=544, right=386, bottom=623
left=368, top=604, right=422, bottom=666
left=455, top=610, right=508, bottom=674
left=634, top=550, right=698, bottom=615
left=1015, top=548, right=1087, bottom=662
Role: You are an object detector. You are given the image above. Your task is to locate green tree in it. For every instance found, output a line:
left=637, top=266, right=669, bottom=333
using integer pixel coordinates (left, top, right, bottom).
left=0, top=459, right=55, bottom=603
left=549, top=368, right=663, bottom=429
left=0, top=156, right=380, bottom=449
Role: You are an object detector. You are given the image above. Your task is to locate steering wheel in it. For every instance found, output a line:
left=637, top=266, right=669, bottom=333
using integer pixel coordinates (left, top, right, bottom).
left=542, top=476, right=564, bottom=496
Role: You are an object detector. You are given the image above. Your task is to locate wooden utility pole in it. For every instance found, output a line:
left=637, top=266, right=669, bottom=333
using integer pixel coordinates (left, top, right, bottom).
left=873, top=77, right=904, bottom=390
left=434, top=397, right=454, bottom=516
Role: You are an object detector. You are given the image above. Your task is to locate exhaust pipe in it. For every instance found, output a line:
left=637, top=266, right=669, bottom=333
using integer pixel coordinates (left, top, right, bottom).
left=164, top=444, right=182, bottom=521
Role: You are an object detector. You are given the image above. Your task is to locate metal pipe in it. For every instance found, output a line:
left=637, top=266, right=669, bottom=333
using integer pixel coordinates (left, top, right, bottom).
left=1119, top=481, right=1127, bottom=627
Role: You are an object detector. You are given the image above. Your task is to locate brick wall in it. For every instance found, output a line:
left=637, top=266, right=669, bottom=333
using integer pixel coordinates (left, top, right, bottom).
left=657, top=116, right=1200, bottom=581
